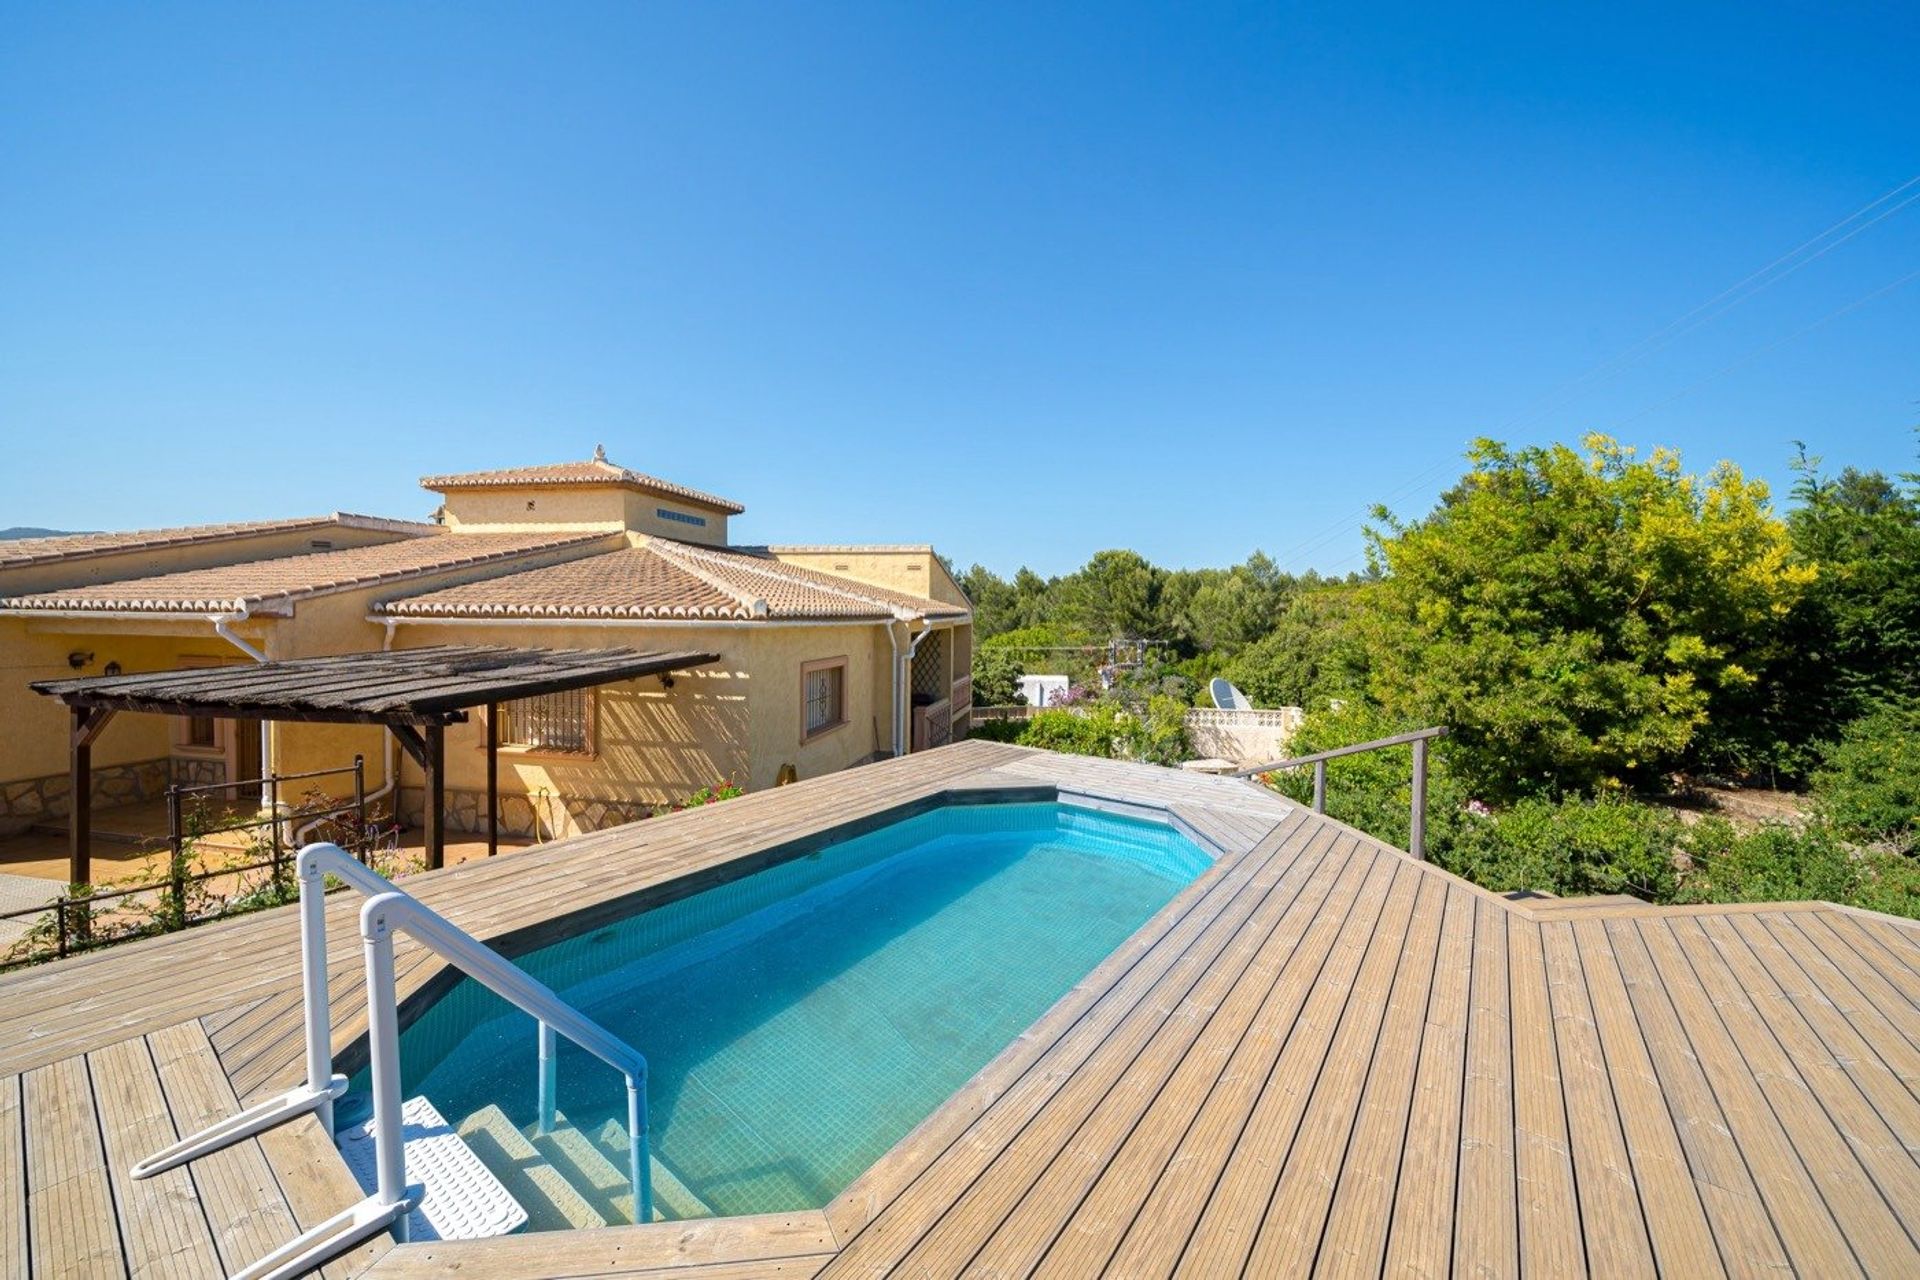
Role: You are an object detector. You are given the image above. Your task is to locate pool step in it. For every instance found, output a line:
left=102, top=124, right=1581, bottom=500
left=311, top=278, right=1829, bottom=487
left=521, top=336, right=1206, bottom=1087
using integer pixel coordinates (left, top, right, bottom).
left=531, top=1111, right=712, bottom=1223
left=455, top=1104, right=607, bottom=1232
left=594, top=1117, right=713, bottom=1222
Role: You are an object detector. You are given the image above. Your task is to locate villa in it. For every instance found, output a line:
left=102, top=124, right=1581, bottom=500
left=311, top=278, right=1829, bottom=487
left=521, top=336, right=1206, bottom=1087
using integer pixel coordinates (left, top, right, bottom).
left=3, top=467, right=1919, bottom=1280
left=0, top=451, right=974, bottom=865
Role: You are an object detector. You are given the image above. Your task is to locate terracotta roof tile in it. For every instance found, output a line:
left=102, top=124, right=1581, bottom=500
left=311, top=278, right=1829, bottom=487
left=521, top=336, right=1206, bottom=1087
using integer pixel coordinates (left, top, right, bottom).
left=378, top=539, right=969, bottom=623
left=378, top=546, right=752, bottom=620
left=420, top=456, right=744, bottom=514
left=0, top=513, right=436, bottom=570
left=0, top=530, right=612, bottom=616
left=654, top=541, right=968, bottom=620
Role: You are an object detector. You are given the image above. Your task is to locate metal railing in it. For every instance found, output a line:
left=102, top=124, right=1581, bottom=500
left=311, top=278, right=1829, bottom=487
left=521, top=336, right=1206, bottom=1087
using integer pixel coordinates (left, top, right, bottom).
left=0, top=758, right=388, bottom=967
left=130, top=842, right=653, bottom=1280
left=1235, top=727, right=1449, bottom=860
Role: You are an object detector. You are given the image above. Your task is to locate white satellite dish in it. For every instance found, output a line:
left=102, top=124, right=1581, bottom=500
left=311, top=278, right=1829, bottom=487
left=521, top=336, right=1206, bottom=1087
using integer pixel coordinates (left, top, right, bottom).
left=1209, top=677, right=1252, bottom=711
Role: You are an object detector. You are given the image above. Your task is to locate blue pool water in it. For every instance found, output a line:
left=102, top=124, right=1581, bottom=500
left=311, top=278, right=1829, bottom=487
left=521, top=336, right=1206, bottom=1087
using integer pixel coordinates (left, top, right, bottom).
left=359, top=801, right=1210, bottom=1219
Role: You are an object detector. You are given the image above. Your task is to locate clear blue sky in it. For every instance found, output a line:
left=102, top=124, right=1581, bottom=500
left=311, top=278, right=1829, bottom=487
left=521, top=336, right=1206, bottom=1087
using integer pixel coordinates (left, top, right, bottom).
left=2, top=3, right=1914, bottom=578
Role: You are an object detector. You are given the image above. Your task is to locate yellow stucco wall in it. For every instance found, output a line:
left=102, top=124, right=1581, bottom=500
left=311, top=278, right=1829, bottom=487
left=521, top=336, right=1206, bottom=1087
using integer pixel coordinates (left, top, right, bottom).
left=768, top=548, right=970, bottom=609
left=438, top=485, right=730, bottom=545
left=0, top=508, right=968, bottom=839
left=383, top=618, right=891, bottom=806
left=0, top=618, right=260, bottom=821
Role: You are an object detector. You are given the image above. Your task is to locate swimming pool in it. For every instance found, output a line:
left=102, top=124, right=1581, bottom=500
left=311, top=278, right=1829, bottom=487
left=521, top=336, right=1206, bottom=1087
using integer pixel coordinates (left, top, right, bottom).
left=349, top=799, right=1211, bottom=1222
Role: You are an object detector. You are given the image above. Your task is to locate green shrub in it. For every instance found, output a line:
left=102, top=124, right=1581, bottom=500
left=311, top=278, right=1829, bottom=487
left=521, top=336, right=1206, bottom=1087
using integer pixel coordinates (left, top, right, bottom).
left=1679, top=816, right=1920, bottom=918
left=967, top=718, right=1027, bottom=743
left=1812, top=705, right=1920, bottom=852
left=1440, top=795, right=1683, bottom=900
left=1020, top=706, right=1119, bottom=757
left=971, top=646, right=1027, bottom=708
left=1125, top=695, right=1193, bottom=767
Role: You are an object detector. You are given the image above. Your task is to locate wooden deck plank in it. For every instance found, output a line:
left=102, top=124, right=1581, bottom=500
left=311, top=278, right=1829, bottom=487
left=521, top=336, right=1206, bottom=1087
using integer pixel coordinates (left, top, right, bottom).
left=1746, top=913, right=1920, bottom=1097
left=1172, top=855, right=1416, bottom=1276
left=1819, top=913, right=1920, bottom=997
left=1569, top=918, right=1724, bottom=1276
left=1048, top=839, right=1378, bottom=1279
left=1, top=1075, right=30, bottom=1280
left=1636, top=919, right=1862, bottom=1277
left=146, top=1021, right=301, bottom=1276
left=1798, top=911, right=1920, bottom=1031
left=23, top=1054, right=127, bottom=1279
left=821, top=807, right=1320, bottom=1273
left=366, top=1210, right=836, bottom=1277
left=1667, top=917, right=1918, bottom=1271
left=1602, top=919, right=1794, bottom=1278
left=254, top=1113, right=389, bottom=1280
left=1541, top=919, right=1659, bottom=1275
left=87, top=1035, right=223, bottom=1280
left=1302, top=872, right=1454, bottom=1275
left=949, top=824, right=1350, bottom=1276
left=1506, top=916, right=1585, bottom=1276
left=1379, top=884, right=1476, bottom=1278
left=1448, top=893, right=1518, bottom=1279
left=1695, top=916, right=1920, bottom=1213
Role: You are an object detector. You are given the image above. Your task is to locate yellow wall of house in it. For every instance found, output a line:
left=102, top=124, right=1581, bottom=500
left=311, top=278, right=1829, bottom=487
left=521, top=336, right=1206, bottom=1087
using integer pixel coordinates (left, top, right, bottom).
left=0, top=618, right=258, bottom=782
left=0, top=522, right=418, bottom=597
left=619, top=492, right=730, bottom=546
left=437, top=485, right=730, bottom=545
left=381, top=619, right=892, bottom=815
left=0, top=515, right=969, bottom=837
left=768, top=548, right=970, bottom=609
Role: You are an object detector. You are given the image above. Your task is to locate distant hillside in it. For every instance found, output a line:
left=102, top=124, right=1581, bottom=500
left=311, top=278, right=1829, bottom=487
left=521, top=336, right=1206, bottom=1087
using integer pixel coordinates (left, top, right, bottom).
left=0, top=527, right=78, bottom=540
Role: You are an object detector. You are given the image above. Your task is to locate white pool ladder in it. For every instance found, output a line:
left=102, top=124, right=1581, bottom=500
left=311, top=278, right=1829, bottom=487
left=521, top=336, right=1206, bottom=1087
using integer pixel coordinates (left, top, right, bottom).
left=130, top=842, right=653, bottom=1280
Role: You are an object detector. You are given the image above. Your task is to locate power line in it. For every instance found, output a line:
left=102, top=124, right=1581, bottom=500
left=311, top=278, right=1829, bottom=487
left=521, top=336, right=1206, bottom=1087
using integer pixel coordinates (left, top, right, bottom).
left=1607, top=262, right=1920, bottom=431
left=1306, top=259, right=1920, bottom=575
left=1270, top=174, right=1920, bottom=572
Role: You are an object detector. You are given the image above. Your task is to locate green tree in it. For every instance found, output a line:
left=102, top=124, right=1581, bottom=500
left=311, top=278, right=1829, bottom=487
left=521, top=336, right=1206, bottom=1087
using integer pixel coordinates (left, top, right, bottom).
left=1055, top=550, right=1162, bottom=640
left=1780, top=449, right=1920, bottom=724
left=957, top=564, right=1021, bottom=637
left=970, top=646, right=1027, bottom=708
left=1223, top=587, right=1368, bottom=709
left=1359, top=435, right=1811, bottom=799
left=1812, top=704, right=1920, bottom=853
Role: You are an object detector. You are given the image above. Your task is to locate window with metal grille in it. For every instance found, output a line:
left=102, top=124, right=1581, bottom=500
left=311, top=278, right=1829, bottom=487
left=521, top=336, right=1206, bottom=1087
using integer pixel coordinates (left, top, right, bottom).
left=498, top=689, right=594, bottom=755
left=802, top=659, right=846, bottom=739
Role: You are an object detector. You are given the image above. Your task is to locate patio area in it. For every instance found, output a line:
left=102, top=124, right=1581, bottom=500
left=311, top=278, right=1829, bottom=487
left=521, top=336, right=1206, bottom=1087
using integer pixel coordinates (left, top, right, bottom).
left=3, top=739, right=1919, bottom=1277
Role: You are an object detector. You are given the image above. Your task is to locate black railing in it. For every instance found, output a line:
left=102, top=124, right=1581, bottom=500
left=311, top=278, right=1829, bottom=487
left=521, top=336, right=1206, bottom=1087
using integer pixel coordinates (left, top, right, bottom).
left=0, top=756, right=397, bottom=968
left=1236, top=727, right=1449, bottom=860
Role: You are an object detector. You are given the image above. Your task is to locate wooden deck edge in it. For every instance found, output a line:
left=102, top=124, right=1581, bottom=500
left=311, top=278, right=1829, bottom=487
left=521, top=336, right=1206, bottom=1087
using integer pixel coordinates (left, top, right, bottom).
left=362, top=1209, right=838, bottom=1277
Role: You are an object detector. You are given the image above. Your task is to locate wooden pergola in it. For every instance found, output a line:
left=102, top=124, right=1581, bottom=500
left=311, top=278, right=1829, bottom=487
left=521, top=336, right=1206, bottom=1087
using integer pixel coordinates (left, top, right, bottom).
left=31, top=644, right=719, bottom=881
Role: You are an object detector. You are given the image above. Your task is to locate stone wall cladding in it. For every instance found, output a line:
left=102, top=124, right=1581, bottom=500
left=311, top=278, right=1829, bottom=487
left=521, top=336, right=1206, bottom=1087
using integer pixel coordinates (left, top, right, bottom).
left=170, top=758, right=228, bottom=788
left=0, top=757, right=172, bottom=824
left=399, top=786, right=665, bottom=841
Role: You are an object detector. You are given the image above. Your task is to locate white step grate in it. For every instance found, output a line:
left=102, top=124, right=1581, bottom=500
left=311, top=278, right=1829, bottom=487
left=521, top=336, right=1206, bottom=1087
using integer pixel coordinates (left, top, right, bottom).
left=337, top=1096, right=527, bottom=1241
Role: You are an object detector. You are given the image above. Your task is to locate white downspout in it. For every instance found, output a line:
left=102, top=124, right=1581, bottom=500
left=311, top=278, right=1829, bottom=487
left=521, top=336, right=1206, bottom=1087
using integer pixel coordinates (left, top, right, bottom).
left=209, top=603, right=272, bottom=805
left=891, top=612, right=932, bottom=758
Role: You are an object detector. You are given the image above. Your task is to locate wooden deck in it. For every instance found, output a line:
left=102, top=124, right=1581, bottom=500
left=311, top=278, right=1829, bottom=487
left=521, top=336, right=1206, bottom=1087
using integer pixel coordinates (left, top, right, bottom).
left=4, top=738, right=1920, bottom=1277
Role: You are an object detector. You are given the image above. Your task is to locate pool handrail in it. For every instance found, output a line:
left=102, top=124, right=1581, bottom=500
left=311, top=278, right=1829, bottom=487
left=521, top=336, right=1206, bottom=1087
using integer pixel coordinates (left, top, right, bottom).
left=128, top=842, right=653, bottom=1280
left=357, top=887, right=654, bottom=1248
left=127, top=840, right=390, bottom=1181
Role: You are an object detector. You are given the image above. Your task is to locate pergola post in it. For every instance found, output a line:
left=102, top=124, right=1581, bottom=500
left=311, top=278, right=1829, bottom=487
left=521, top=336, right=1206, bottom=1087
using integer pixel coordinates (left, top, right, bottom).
left=485, top=701, right=498, bottom=859
left=424, top=723, right=446, bottom=871
left=68, top=706, right=115, bottom=886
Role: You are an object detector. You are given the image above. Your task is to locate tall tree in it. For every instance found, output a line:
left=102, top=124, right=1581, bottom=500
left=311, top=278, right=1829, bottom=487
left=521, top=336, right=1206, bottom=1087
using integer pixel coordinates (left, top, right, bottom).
left=1359, top=435, right=1811, bottom=798
left=1055, top=550, right=1162, bottom=640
